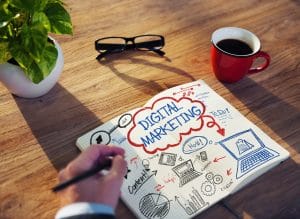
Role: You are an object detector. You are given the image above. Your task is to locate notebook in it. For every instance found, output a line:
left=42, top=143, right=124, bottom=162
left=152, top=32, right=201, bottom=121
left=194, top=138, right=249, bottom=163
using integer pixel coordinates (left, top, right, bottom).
left=76, top=80, right=289, bottom=219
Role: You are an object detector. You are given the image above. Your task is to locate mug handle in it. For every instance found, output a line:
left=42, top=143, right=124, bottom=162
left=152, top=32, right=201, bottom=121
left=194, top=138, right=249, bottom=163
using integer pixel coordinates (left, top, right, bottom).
left=248, top=51, right=271, bottom=74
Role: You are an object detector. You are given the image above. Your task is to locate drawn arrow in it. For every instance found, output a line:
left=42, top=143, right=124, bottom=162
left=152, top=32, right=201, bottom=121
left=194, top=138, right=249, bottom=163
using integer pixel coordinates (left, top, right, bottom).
left=203, top=115, right=225, bottom=136
left=124, top=168, right=131, bottom=179
left=151, top=170, right=158, bottom=176
left=217, top=128, right=225, bottom=136
left=213, top=156, right=226, bottom=162
left=227, top=168, right=232, bottom=176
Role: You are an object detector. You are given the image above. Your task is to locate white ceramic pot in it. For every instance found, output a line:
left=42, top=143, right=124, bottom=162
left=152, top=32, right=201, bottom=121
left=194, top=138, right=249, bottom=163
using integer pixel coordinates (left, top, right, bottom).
left=0, top=37, right=64, bottom=98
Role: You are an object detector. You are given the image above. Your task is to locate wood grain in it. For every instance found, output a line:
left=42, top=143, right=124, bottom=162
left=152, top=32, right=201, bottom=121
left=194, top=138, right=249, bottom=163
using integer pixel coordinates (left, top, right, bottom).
left=0, top=0, right=299, bottom=218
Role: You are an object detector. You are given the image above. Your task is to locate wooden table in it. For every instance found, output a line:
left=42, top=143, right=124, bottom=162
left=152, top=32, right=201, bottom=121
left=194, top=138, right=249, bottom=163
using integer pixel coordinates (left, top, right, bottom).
left=1, top=0, right=299, bottom=218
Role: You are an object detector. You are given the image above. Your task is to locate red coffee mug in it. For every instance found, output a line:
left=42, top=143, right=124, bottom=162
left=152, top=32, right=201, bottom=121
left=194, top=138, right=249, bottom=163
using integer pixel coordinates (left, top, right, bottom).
left=211, top=27, right=270, bottom=83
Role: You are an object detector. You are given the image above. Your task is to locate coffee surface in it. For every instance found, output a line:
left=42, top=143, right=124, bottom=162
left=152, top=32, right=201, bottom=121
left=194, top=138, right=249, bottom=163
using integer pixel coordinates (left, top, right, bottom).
left=216, top=39, right=253, bottom=55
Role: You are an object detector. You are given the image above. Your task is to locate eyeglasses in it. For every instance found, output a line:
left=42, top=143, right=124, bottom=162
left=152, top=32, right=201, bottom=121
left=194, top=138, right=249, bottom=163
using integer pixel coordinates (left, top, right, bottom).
left=95, top=34, right=165, bottom=60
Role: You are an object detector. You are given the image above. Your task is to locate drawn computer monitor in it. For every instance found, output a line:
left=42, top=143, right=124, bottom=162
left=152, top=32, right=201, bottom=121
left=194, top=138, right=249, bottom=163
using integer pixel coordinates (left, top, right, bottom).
left=219, top=129, right=279, bottom=179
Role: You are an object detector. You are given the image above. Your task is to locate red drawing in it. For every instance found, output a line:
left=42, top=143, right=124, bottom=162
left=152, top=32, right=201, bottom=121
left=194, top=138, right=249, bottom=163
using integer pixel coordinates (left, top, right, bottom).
left=202, top=115, right=225, bottom=136
left=172, top=84, right=201, bottom=97
left=130, top=156, right=138, bottom=168
left=227, top=168, right=232, bottom=176
left=154, top=184, right=165, bottom=192
left=213, top=156, right=226, bottom=162
left=163, top=176, right=176, bottom=184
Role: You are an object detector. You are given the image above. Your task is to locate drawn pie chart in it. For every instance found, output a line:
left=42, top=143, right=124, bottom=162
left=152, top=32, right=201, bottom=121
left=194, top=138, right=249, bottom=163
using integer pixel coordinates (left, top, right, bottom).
left=139, top=193, right=170, bottom=219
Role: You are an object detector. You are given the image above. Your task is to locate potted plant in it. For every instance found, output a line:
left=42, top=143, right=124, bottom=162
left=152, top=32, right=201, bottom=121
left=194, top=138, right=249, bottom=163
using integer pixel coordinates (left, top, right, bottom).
left=0, top=0, right=72, bottom=98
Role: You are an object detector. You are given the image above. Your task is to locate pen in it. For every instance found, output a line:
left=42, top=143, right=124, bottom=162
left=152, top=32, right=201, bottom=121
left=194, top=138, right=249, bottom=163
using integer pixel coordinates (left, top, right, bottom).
left=52, top=158, right=112, bottom=192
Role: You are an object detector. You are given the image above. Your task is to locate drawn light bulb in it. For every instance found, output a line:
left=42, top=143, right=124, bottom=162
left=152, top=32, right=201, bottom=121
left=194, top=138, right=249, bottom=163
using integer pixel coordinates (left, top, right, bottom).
left=142, top=159, right=150, bottom=171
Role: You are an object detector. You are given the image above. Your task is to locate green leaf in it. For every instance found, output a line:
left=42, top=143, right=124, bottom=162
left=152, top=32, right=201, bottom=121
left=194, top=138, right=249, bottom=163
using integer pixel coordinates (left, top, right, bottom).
left=0, top=21, right=9, bottom=28
left=26, top=61, right=44, bottom=83
left=35, top=41, right=57, bottom=78
left=32, top=12, right=51, bottom=31
left=9, top=39, right=58, bottom=83
left=20, top=24, right=48, bottom=61
left=25, top=42, right=58, bottom=83
left=9, top=38, right=33, bottom=71
left=10, top=0, right=48, bottom=12
left=0, top=41, right=12, bottom=63
left=45, top=2, right=72, bottom=34
left=0, top=1, right=14, bottom=28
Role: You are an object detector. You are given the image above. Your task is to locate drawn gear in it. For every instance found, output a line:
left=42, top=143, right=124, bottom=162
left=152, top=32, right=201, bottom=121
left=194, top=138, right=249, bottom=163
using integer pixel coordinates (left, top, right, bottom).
left=213, top=175, right=223, bottom=184
left=205, top=172, right=214, bottom=181
left=201, top=181, right=216, bottom=196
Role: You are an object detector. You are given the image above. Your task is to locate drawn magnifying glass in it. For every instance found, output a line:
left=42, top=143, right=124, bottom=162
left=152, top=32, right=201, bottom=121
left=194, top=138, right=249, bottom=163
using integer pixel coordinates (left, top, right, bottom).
left=90, top=113, right=132, bottom=145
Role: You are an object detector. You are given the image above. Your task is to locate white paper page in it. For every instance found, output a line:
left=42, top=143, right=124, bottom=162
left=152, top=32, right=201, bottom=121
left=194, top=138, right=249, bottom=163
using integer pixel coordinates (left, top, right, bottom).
left=76, top=80, right=289, bottom=219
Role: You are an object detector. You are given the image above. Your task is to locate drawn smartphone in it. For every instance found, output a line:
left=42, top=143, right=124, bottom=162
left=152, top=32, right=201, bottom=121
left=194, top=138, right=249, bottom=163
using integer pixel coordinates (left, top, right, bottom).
left=200, top=151, right=208, bottom=161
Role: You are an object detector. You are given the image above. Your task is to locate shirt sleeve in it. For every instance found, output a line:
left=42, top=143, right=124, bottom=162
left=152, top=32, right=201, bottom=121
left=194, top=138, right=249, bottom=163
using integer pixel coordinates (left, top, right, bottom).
left=55, top=202, right=114, bottom=219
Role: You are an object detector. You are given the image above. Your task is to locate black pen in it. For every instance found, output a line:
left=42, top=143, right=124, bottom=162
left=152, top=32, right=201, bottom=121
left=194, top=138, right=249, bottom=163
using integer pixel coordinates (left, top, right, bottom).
left=52, top=158, right=112, bottom=192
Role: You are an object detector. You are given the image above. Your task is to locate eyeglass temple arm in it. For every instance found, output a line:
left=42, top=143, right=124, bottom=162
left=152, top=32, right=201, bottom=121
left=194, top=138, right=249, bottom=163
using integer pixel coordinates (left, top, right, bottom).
left=153, top=49, right=165, bottom=56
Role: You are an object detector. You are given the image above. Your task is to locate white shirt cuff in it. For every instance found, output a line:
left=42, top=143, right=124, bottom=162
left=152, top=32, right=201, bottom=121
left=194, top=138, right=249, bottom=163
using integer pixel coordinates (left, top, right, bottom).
left=55, top=202, right=114, bottom=219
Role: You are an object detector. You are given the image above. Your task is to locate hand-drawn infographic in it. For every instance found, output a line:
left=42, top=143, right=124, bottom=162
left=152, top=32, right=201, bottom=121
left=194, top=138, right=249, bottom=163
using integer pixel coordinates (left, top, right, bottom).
left=76, top=80, right=289, bottom=219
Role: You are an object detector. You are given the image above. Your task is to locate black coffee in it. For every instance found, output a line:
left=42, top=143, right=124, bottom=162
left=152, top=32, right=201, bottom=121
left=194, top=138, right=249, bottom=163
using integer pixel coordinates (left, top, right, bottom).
left=216, top=39, right=253, bottom=55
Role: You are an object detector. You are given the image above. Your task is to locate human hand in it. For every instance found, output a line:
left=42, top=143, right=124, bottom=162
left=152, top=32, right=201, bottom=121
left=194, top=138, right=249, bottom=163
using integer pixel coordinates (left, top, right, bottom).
left=57, top=144, right=127, bottom=209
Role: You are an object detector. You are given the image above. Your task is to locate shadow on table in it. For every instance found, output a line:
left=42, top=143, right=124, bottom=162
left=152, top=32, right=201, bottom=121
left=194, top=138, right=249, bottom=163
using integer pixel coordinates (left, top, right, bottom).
left=223, top=77, right=300, bottom=153
left=98, top=51, right=196, bottom=95
left=223, top=77, right=300, bottom=218
left=14, top=84, right=103, bottom=170
left=226, top=158, right=300, bottom=219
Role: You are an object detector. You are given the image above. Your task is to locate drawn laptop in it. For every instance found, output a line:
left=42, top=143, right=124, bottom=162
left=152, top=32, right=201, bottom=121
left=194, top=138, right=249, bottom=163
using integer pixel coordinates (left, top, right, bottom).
left=172, top=160, right=202, bottom=187
left=219, top=129, right=279, bottom=179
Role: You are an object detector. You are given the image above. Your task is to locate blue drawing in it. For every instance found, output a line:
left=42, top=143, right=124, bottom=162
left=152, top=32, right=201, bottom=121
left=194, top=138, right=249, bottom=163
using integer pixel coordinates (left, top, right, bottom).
left=236, top=139, right=254, bottom=155
left=182, top=136, right=209, bottom=154
left=219, top=129, right=279, bottom=179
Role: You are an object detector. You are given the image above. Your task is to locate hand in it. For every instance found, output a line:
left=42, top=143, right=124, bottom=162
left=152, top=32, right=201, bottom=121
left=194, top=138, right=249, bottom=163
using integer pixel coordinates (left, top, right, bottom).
left=57, top=144, right=127, bottom=209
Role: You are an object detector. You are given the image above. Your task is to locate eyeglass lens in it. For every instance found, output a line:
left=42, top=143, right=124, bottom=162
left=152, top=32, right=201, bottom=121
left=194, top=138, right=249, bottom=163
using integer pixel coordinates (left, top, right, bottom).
left=134, top=35, right=164, bottom=51
left=96, top=38, right=126, bottom=52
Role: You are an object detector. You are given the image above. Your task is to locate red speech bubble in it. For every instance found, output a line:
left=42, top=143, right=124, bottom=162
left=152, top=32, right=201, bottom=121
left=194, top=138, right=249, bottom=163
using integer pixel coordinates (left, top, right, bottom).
left=127, top=96, right=206, bottom=154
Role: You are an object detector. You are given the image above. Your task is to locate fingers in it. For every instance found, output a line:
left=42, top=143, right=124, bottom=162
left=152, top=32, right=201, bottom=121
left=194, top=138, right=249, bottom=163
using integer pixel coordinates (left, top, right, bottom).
left=107, top=155, right=127, bottom=182
left=65, top=144, right=125, bottom=176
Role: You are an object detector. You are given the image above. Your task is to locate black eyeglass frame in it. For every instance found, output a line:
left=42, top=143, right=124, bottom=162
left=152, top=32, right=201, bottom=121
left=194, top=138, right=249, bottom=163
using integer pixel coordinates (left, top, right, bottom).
left=95, top=34, right=165, bottom=60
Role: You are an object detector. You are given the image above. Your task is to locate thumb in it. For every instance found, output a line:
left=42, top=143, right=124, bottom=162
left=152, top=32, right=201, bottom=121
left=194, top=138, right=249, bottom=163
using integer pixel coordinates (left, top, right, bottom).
left=108, top=155, right=127, bottom=181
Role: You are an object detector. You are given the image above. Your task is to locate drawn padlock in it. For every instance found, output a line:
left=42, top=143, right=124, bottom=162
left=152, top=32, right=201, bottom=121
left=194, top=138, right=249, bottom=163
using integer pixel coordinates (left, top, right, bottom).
left=201, top=172, right=223, bottom=196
